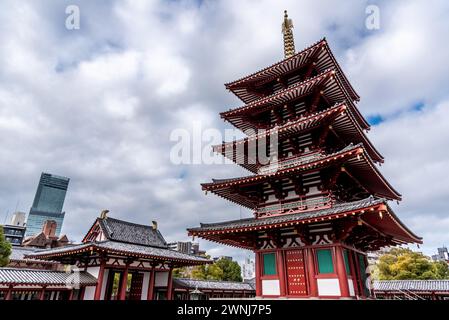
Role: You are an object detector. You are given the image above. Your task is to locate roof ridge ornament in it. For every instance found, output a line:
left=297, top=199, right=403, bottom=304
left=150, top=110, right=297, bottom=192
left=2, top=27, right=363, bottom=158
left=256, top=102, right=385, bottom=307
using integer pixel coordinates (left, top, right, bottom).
left=100, top=209, right=109, bottom=219
left=282, top=10, right=295, bottom=59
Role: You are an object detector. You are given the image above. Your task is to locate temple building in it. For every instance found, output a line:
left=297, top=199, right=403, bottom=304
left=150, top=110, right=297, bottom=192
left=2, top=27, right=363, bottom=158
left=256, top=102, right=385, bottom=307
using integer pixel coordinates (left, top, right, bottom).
left=188, top=11, right=422, bottom=299
left=373, top=280, right=449, bottom=300
left=22, top=220, right=70, bottom=249
left=173, top=278, right=255, bottom=300
left=1, top=211, right=210, bottom=300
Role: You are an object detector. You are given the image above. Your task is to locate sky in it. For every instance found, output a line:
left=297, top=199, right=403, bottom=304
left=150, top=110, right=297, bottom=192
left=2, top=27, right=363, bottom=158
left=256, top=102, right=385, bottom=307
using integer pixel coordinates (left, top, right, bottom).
left=1, top=0, right=449, bottom=264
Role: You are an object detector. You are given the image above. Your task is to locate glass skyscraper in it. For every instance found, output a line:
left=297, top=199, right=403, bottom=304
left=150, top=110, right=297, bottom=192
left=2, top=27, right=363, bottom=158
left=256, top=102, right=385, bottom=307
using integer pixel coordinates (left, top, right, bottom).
left=25, top=173, right=70, bottom=237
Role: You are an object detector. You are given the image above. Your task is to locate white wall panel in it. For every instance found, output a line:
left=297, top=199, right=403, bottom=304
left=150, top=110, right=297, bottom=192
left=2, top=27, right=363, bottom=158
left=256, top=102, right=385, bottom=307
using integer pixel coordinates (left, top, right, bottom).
left=317, top=278, right=341, bottom=296
left=262, top=279, right=280, bottom=296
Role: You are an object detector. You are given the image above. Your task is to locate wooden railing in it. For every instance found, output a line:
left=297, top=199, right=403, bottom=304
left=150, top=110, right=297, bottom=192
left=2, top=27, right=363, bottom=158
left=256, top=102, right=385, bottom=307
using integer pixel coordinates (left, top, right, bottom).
left=258, top=151, right=323, bottom=175
left=255, top=193, right=333, bottom=218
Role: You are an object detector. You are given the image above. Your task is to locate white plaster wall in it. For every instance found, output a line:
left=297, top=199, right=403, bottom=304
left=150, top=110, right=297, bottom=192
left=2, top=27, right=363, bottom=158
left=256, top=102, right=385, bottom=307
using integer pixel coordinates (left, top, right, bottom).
left=348, top=279, right=355, bottom=296
left=100, top=269, right=109, bottom=300
left=261, top=279, right=280, bottom=296
left=155, top=271, right=168, bottom=287
left=83, top=286, right=96, bottom=300
left=86, top=266, right=100, bottom=278
left=317, top=278, right=341, bottom=296
left=141, top=272, right=150, bottom=300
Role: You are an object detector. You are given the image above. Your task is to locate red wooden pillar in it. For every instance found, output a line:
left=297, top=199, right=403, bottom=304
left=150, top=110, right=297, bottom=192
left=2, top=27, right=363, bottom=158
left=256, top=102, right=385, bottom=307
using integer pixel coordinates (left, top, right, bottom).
left=305, top=248, right=318, bottom=297
left=166, top=267, right=173, bottom=300
left=94, top=259, right=106, bottom=300
left=147, top=266, right=156, bottom=300
left=39, top=286, right=46, bottom=300
left=255, top=252, right=262, bottom=297
left=335, top=246, right=350, bottom=298
left=118, top=263, right=129, bottom=300
left=68, top=288, right=74, bottom=301
left=276, top=250, right=286, bottom=296
left=5, top=285, right=13, bottom=300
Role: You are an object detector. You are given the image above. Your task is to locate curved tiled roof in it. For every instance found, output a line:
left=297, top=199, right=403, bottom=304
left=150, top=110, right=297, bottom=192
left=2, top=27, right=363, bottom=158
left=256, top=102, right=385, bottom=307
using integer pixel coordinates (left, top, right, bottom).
left=98, top=217, right=168, bottom=248
left=189, top=197, right=385, bottom=233
left=373, top=280, right=449, bottom=292
left=174, top=278, right=254, bottom=291
left=26, top=240, right=211, bottom=265
left=188, top=197, right=422, bottom=245
left=0, top=268, right=97, bottom=286
left=10, top=247, right=58, bottom=265
left=225, top=38, right=359, bottom=103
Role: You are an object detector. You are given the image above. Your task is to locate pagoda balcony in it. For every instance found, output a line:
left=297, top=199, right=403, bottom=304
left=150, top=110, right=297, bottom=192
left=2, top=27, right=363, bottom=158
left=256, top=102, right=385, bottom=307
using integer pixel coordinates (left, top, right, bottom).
left=255, top=192, right=333, bottom=218
left=258, top=150, right=324, bottom=175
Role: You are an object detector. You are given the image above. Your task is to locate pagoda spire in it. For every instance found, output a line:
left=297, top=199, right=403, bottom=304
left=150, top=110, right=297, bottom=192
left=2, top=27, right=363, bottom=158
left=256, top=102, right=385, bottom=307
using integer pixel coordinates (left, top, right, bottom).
left=282, top=10, right=296, bottom=58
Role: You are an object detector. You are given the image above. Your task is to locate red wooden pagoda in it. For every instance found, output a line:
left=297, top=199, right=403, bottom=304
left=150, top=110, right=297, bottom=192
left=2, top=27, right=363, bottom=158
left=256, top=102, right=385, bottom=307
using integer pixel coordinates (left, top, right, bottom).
left=188, top=11, right=422, bottom=299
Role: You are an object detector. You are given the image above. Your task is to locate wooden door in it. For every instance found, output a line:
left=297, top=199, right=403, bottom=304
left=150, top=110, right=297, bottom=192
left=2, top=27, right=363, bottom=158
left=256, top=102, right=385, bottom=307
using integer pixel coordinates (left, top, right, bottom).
left=128, top=273, right=144, bottom=300
left=285, top=249, right=308, bottom=296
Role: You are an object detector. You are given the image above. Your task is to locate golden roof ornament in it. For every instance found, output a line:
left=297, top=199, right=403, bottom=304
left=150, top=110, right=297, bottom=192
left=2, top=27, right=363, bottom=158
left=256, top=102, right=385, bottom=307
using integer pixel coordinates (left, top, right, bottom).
left=282, top=10, right=296, bottom=59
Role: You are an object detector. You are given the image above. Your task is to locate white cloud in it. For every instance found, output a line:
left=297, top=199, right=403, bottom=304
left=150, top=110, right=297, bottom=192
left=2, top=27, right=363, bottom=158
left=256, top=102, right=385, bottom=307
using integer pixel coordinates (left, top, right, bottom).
left=0, top=0, right=448, bottom=262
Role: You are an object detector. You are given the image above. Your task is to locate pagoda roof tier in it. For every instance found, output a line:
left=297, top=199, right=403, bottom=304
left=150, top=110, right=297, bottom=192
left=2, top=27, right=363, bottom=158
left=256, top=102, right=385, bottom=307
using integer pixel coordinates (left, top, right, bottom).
left=221, top=69, right=369, bottom=132
left=225, top=38, right=359, bottom=104
left=25, top=240, right=211, bottom=267
left=214, top=103, right=383, bottom=172
left=202, top=144, right=400, bottom=209
left=187, top=198, right=422, bottom=249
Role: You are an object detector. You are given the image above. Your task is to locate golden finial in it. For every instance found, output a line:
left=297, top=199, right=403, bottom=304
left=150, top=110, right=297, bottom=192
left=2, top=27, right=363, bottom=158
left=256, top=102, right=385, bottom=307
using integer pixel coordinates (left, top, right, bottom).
left=282, top=10, right=296, bottom=58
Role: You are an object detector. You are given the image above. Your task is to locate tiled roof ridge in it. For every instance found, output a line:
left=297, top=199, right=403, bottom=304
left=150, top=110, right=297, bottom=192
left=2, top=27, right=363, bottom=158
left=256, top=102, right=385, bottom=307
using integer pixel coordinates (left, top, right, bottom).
left=175, top=277, right=247, bottom=284
left=25, top=240, right=211, bottom=264
left=376, top=280, right=449, bottom=283
left=99, top=216, right=168, bottom=248
left=195, top=196, right=384, bottom=229
left=204, top=142, right=364, bottom=187
left=0, top=267, right=65, bottom=273
left=221, top=68, right=336, bottom=117
left=214, top=101, right=348, bottom=149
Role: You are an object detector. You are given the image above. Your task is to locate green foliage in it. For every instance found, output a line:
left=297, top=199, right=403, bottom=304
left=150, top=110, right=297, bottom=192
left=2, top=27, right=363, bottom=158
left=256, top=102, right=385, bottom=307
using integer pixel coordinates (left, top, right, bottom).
left=216, top=258, right=243, bottom=282
left=374, top=248, right=449, bottom=280
left=191, top=263, right=223, bottom=280
left=0, top=226, right=12, bottom=267
left=188, top=257, right=242, bottom=282
left=173, top=267, right=187, bottom=278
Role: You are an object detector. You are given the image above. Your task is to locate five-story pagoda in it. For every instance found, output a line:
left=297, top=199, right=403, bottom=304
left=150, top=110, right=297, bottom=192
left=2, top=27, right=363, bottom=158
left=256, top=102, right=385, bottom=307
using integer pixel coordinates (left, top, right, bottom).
left=188, top=11, right=421, bottom=299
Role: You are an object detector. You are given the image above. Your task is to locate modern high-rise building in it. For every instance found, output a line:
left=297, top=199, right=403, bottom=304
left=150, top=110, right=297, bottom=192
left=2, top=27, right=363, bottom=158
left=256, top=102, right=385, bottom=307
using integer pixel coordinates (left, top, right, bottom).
left=168, top=241, right=206, bottom=256
left=432, top=246, right=449, bottom=263
left=25, top=172, right=70, bottom=237
left=10, top=211, right=26, bottom=226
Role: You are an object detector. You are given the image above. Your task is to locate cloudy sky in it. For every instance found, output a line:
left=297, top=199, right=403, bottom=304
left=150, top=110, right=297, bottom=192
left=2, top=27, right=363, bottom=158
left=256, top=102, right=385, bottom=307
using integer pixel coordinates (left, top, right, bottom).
left=1, top=0, right=448, bottom=263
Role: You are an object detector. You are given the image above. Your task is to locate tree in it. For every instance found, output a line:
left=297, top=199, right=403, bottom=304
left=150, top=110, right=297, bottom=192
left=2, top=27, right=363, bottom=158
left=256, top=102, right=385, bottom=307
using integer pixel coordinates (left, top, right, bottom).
left=374, top=248, right=449, bottom=280
left=0, top=226, right=12, bottom=267
left=191, top=263, right=223, bottom=280
left=173, top=267, right=187, bottom=278
left=188, top=256, right=243, bottom=281
left=215, top=258, right=243, bottom=282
